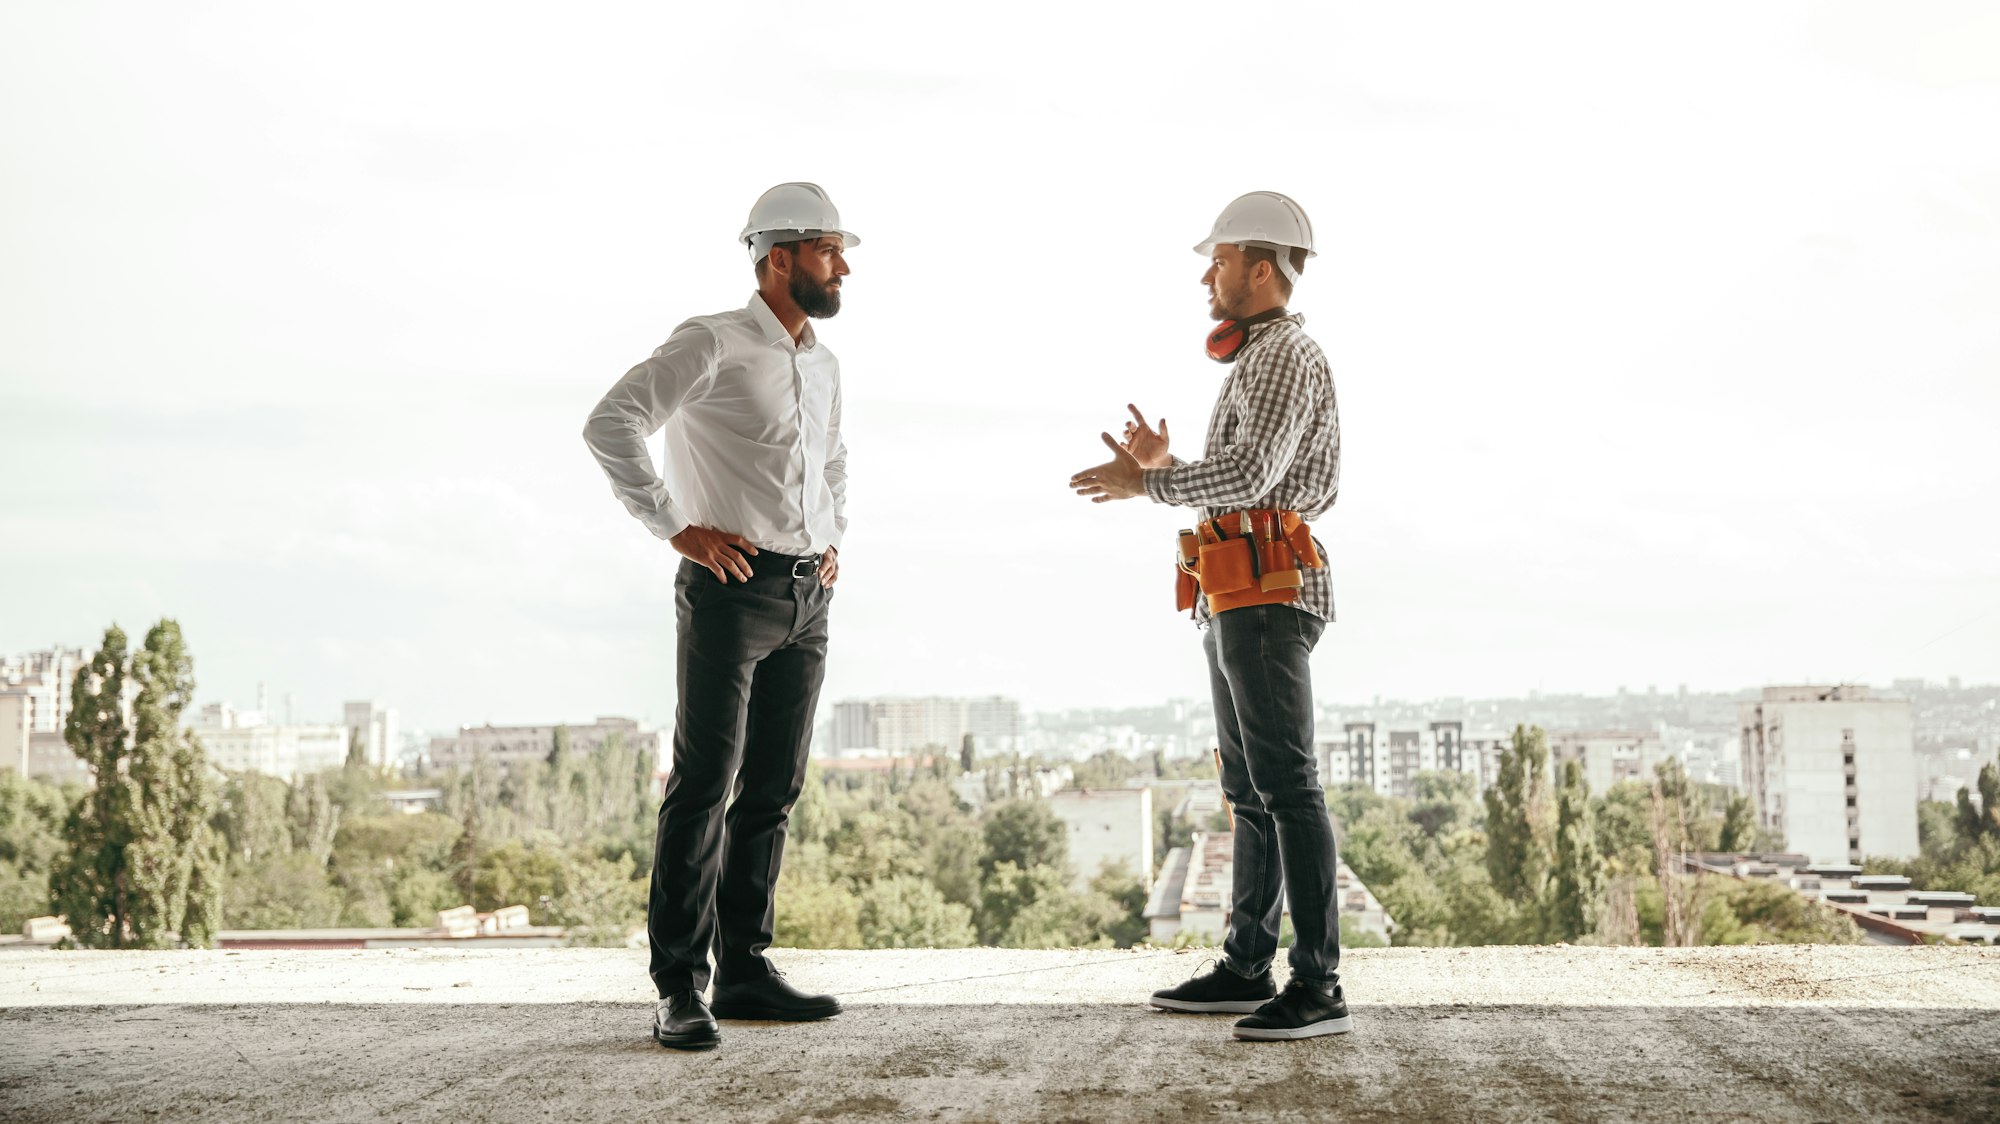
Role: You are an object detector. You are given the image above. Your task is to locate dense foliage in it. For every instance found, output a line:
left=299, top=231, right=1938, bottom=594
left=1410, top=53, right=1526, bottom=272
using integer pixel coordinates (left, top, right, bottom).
left=15, top=637, right=1913, bottom=953
left=1333, top=726, right=1861, bottom=947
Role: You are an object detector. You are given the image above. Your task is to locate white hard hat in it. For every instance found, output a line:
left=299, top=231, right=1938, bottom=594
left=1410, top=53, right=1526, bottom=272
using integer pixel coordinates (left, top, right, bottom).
left=740, top=182, right=861, bottom=262
left=1193, top=191, right=1316, bottom=283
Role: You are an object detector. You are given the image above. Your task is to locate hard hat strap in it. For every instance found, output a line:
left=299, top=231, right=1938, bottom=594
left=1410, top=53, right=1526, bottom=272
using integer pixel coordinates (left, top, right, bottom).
left=1238, top=240, right=1301, bottom=284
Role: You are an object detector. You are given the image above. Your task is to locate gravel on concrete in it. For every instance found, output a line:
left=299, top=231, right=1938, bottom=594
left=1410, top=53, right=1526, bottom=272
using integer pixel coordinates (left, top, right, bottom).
left=4, top=945, right=1997, bottom=1122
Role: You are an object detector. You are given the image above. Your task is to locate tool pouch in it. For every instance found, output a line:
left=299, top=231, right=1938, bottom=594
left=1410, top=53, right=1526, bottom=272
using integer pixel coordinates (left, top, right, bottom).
left=1195, top=537, right=1256, bottom=597
left=1173, top=511, right=1323, bottom=618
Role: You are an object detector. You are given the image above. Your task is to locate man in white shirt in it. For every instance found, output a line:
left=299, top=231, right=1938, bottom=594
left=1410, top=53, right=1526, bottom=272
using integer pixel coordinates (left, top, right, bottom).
left=582, top=182, right=855, bottom=1051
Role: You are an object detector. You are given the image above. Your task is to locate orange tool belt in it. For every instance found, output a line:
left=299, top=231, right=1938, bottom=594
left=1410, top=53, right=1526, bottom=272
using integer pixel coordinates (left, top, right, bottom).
left=1175, top=509, right=1323, bottom=618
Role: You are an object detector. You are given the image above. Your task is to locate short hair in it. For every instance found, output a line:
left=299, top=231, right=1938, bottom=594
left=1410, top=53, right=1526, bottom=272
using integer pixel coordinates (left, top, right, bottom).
left=754, top=238, right=812, bottom=280
left=1240, top=245, right=1308, bottom=298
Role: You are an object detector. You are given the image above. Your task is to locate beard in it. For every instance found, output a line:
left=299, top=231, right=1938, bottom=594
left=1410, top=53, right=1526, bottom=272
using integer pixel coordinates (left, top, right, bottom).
left=791, top=270, right=842, bottom=319
left=1209, top=275, right=1252, bottom=321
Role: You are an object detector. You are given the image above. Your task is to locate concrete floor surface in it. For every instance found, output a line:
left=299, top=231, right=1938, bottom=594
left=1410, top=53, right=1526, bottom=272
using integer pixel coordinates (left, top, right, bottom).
left=4, top=945, right=1998, bottom=1122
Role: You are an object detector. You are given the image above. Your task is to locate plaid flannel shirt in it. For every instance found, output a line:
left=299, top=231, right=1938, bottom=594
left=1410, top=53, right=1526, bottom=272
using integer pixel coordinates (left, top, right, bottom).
left=1142, top=313, right=1339, bottom=623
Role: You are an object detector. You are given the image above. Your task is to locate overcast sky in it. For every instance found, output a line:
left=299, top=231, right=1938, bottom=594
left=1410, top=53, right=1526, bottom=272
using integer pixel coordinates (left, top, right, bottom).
left=3, top=2, right=1997, bottom=733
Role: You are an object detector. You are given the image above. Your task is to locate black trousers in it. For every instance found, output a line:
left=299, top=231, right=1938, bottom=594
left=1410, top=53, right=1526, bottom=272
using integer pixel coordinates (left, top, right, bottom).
left=1204, top=603, right=1343, bottom=984
left=648, top=552, right=830, bottom=997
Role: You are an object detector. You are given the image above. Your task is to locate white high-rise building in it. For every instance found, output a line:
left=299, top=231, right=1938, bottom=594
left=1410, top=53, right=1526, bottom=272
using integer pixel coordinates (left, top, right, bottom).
left=1, top=646, right=104, bottom=780
left=1740, top=685, right=1918, bottom=864
left=1317, top=720, right=1492, bottom=798
left=188, top=702, right=349, bottom=780
left=0, top=694, right=30, bottom=778
left=827, top=696, right=1022, bottom=756
left=343, top=700, right=400, bottom=770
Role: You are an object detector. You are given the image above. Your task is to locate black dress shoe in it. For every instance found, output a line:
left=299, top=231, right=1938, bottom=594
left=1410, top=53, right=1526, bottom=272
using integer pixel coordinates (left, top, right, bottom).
left=1149, top=960, right=1278, bottom=1014
left=710, top=971, right=842, bottom=1022
left=653, top=991, right=720, bottom=1050
left=1232, top=977, right=1354, bottom=1041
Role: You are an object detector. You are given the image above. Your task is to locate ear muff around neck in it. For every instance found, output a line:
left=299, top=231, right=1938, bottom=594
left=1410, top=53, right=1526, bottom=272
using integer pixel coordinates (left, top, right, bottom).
left=1205, top=307, right=1290, bottom=364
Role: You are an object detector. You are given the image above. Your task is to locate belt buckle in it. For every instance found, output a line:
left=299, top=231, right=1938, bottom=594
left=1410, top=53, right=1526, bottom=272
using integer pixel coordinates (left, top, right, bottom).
left=791, top=556, right=820, bottom=579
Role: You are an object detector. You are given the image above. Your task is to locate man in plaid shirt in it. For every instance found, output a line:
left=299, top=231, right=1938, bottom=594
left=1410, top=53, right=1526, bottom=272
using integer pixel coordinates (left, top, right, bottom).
left=1071, top=191, right=1350, bottom=1042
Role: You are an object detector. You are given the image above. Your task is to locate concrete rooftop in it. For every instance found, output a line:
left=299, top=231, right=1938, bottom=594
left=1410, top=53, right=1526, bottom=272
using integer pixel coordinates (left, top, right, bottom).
left=3, top=945, right=1998, bottom=1122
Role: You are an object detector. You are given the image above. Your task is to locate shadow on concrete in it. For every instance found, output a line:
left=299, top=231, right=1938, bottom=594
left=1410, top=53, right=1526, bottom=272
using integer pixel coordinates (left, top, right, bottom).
left=4, top=1001, right=1996, bottom=1123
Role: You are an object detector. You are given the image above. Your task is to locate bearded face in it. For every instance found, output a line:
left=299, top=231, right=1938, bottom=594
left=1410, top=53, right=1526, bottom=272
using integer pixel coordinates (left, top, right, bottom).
left=790, top=265, right=841, bottom=319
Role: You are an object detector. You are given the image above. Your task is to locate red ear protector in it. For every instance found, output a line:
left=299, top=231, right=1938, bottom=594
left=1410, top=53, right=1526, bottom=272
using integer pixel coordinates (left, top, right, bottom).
left=1205, top=307, right=1290, bottom=364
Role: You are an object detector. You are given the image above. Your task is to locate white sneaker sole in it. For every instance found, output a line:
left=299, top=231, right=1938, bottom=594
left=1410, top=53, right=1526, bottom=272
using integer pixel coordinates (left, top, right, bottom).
left=1149, top=995, right=1270, bottom=1014
left=1232, top=1014, right=1355, bottom=1040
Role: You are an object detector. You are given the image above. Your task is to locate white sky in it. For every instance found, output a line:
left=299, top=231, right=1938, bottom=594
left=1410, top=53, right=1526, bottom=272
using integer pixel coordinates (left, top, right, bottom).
left=3, top=2, right=1997, bottom=732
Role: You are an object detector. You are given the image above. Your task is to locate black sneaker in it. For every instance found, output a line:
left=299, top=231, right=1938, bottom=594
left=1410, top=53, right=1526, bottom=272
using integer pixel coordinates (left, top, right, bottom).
left=1149, top=960, right=1277, bottom=1014
left=653, top=991, right=719, bottom=1050
left=710, top=970, right=842, bottom=1022
left=1232, top=977, right=1354, bottom=1041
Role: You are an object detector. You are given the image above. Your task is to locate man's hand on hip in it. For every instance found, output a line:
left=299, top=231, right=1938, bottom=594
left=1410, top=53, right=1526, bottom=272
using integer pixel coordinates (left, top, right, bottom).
left=1070, top=432, right=1145, bottom=503
left=672, top=525, right=758, bottom=583
left=819, top=546, right=839, bottom=589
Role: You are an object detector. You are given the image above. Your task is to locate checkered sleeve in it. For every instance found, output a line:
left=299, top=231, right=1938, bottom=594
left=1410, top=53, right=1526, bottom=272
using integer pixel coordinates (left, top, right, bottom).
left=1143, top=340, right=1318, bottom=508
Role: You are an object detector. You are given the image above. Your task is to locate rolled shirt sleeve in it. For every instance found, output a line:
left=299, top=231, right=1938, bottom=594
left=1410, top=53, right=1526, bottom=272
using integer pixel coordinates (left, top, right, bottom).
left=581, top=323, right=719, bottom=541
left=824, top=376, right=849, bottom=551
left=1143, top=346, right=1316, bottom=510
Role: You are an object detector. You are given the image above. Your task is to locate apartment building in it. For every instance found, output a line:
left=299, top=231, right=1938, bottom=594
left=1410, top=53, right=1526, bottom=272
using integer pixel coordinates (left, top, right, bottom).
left=1740, top=685, right=1918, bottom=864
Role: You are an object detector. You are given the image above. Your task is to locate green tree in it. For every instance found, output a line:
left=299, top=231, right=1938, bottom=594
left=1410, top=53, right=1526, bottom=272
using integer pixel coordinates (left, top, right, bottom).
left=214, top=772, right=292, bottom=863
left=54, top=622, right=224, bottom=948
left=858, top=875, right=977, bottom=948
left=549, top=849, right=645, bottom=946
left=775, top=852, right=863, bottom=948
left=466, top=836, right=567, bottom=918
left=0, top=772, right=72, bottom=931
left=980, top=798, right=1066, bottom=877
left=1717, top=793, right=1757, bottom=853
left=1483, top=725, right=1553, bottom=904
left=981, top=862, right=1126, bottom=948
left=1550, top=760, right=1605, bottom=942
left=1409, top=770, right=1480, bottom=839
left=1957, top=763, right=1999, bottom=845
left=1088, top=861, right=1149, bottom=948
left=223, top=851, right=346, bottom=929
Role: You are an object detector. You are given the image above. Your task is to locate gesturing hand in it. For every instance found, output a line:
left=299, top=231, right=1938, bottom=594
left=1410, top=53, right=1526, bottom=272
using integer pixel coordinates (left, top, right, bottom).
left=1119, top=403, right=1171, bottom=469
left=1070, top=433, right=1146, bottom=503
left=671, top=525, right=758, bottom=583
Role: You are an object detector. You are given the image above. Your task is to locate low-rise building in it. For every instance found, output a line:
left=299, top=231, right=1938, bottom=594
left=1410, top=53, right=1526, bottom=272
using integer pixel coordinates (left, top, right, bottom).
left=1547, top=729, right=1664, bottom=795
left=428, top=716, right=660, bottom=773
left=1047, top=787, right=1153, bottom=890
left=1682, top=851, right=1999, bottom=946
left=1145, top=830, right=1394, bottom=947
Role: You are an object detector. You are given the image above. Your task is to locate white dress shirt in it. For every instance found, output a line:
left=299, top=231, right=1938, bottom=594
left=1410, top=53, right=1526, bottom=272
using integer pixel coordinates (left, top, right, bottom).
left=583, top=293, right=848, bottom=555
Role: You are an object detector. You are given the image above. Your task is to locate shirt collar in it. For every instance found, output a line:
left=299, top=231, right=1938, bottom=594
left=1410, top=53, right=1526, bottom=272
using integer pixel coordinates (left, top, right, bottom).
left=747, top=292, right=817, bottom=352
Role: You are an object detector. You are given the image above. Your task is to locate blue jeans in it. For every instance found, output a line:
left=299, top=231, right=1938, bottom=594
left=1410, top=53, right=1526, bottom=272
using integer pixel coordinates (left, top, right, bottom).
left=1203, top=604, right=1342, bottom=983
